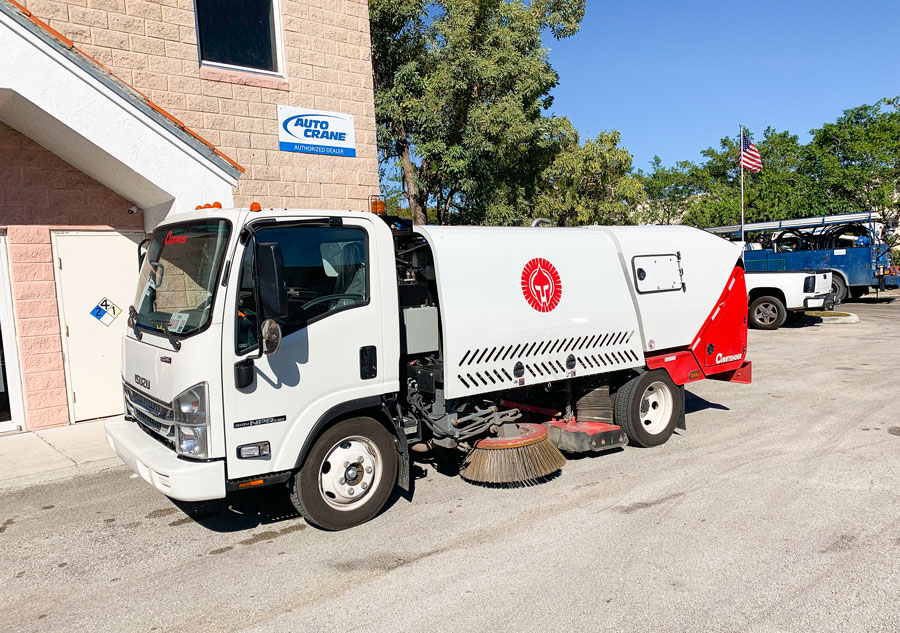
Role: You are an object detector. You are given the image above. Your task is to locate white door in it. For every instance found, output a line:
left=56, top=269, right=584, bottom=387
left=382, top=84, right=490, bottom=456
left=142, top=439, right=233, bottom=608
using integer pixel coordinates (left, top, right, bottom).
left=52, top=231, right=144, bottom=422
left=0, top=232, right=26, bottom=432
left=222, top=219, right=386, bottom=479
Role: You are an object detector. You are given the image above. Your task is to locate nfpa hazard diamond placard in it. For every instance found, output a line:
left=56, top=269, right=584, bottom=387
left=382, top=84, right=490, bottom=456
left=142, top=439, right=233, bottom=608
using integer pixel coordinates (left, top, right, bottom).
left=90, top=297, right=121, bottom=327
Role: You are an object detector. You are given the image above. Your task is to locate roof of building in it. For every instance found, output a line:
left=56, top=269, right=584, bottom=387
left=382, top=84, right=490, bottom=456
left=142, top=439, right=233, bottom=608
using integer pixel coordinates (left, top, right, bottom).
left=2, top=0, right=244, bottom=178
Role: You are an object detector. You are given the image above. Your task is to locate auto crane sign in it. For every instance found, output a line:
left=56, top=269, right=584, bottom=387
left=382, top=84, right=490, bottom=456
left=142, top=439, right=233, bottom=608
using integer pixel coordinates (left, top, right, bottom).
left=277, top=105, right=356, bottom=157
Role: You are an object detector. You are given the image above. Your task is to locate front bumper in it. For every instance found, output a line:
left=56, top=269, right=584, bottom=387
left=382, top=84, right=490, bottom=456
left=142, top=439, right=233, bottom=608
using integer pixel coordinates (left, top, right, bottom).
left=105, top=416, right=225, bottom=502
left=804, top=293, right=835, bottom=310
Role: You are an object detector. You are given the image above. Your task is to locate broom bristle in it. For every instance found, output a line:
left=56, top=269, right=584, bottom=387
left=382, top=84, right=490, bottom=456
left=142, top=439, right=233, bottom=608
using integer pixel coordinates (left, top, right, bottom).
left=460, top=431, right=566, bottom=487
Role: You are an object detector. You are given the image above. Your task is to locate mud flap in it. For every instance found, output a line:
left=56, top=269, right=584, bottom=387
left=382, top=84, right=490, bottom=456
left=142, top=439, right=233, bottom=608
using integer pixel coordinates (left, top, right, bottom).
left=396, top=448, right=410, bottom=492
left=385, top=405, right=411, bottom=493
left=677, top=384, right=686, bottom=430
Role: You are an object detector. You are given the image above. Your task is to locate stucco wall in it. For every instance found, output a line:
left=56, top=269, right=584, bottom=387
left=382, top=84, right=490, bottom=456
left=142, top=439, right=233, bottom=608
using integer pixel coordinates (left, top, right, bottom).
left=21, top=0, right=379, bottom=212
left=0, top=121, right=142, bottom=429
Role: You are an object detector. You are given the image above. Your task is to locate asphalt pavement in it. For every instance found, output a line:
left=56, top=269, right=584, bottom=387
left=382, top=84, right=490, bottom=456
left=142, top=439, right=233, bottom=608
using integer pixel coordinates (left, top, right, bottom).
left=1, top=293, right=899, bottom=633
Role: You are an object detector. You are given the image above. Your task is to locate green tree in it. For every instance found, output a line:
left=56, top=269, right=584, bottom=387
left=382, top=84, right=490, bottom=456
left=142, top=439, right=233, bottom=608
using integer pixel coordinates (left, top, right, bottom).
left=370, top=0, right=585, bottom=225
left=748, top=129, right=821, bottom=221
left=637, top=156, right=700, bottom=225
left=680, top=128, right=824, bottom=227
left=807, top=98, right=900, bottom=241
left=663, top=100, right=900, bottom=236
left=532, top=126, right=645, bottom=226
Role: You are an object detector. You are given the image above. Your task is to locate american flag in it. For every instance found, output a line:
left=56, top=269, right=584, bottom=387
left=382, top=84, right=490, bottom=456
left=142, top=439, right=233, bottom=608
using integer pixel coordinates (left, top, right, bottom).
left=740, top=132, right=762, bottom=172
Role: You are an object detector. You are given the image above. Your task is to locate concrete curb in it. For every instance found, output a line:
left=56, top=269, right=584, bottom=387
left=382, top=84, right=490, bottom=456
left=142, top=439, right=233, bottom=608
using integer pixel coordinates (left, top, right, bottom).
left=819, top=312, right=860, bottom=324
left=0, top=458, right=125, bottom=492
left=0, top=417, right=123, bottom=493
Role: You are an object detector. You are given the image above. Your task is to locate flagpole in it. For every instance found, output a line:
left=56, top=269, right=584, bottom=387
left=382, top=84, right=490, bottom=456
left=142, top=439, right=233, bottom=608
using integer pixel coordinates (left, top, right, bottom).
left=740, top=125, right=745, bottom=243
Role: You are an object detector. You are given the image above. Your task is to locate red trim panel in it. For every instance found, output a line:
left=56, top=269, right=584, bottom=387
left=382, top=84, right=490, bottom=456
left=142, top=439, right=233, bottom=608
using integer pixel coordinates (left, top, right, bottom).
left=645, top=350, right=703, bottom=386
left=707, top=360, right=752, bottom=384
left=645, top=265, right=751, bottom=385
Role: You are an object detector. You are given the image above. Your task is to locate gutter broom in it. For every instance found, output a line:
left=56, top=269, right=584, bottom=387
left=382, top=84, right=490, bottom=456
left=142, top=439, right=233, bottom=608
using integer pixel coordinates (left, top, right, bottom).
left=460, top=423, right=566, bottom=486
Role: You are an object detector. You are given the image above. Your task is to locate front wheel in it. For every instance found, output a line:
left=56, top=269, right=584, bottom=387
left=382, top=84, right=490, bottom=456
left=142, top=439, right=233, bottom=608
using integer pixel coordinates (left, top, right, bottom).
left=749, top=295, right=787, bottom=330
left=614, top=370, right=683, bottom=448
left=290, top=416, right=398, bottom=530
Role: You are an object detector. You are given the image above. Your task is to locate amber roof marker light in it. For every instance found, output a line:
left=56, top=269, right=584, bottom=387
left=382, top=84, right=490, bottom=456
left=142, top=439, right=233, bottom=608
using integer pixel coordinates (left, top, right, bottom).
left=369, top=194, right=386, bottom=215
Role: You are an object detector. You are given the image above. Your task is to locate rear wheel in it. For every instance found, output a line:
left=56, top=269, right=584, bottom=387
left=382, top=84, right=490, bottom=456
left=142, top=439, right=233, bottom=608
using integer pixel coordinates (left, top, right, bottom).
left=749, top=295, right=787, bottom=330
left=290, top=416, right=398, bottom=531
left=831, top=275, right=848, bottom=304
left=614, top=370, right=682, bottom=448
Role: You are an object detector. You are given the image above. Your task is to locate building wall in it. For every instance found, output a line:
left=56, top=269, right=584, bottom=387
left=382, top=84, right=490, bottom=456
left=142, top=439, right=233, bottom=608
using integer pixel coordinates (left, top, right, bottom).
left=0, top=122, right=142, bottom=429
left=21, top=0, right=379, bottom=213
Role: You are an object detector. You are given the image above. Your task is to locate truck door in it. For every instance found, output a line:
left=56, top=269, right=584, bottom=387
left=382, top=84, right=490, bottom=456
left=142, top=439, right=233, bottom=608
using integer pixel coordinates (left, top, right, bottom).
left=222, top=218, right=385, bottom=480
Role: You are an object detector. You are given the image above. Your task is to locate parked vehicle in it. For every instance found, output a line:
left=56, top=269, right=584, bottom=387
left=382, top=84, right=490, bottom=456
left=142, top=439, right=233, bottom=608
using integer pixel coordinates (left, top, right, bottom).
left=106, top=206, right=751, bottom=530
left=707, top=213, right=899, bottom=303
left=745, top=271, right=833, bottom=330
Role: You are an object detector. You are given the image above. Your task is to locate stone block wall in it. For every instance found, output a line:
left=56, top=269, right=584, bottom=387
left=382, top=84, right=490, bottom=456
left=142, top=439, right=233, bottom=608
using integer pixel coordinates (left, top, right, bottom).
left=21, top=0, right=380, bottom=213
left=0, top=122, right=142, bottom=429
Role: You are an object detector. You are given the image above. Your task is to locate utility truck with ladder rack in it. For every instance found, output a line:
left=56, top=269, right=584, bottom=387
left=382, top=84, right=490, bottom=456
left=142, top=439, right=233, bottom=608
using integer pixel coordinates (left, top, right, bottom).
left=106, top=206, right=752, bottom=530
left=707, top=212, right=899, bottom=303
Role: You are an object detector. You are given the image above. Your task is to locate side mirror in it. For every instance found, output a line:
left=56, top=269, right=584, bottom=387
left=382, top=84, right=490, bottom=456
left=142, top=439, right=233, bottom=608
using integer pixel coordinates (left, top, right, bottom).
left=260, top=319, right=282, bottom=355
left=138, top=237, right=150, bottom=270
left=256, top=242, right=288, bottom=319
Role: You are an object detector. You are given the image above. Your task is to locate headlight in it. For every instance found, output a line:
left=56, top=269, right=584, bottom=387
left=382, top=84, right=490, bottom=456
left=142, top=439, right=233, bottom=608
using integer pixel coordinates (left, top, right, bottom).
left=173, top=382, right=210, bottom=458
left=176, top=425, right=210, bottom=459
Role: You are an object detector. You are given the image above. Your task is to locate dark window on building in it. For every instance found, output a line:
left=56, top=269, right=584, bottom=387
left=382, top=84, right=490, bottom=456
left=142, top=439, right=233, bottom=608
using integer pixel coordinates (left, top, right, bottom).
left=236, top=226, right=369, bottom=353
left=195, top=0, right=279, bottom=73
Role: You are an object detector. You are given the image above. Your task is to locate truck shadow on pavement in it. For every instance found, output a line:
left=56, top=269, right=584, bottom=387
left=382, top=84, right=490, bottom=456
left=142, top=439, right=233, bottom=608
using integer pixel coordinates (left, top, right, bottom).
left=848, top=295, right=896, bottom=305
left=168, top=488, right=303, bottom=532
left=685, top=390, right=729, bottom=414
left=165, top=465, right=427, bottom=533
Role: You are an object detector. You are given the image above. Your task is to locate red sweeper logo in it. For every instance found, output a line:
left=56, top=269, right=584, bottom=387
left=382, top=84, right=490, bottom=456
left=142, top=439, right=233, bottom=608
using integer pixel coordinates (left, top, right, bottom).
left=521, top=258, right=562, bottom=312
left=164, top=230, right=187, bottom=245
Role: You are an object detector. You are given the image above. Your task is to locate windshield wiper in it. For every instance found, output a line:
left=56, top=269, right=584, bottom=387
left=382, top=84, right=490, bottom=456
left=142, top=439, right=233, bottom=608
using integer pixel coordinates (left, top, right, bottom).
left=128, top=306, right=142, bottom=341
left=161, top=325, right=182, bottom=351
left=129, top=305, right=182, bottom=351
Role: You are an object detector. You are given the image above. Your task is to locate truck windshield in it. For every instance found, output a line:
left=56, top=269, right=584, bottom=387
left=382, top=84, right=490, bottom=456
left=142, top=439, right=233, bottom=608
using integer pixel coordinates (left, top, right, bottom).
left=133, top=219, right=231, bottom=338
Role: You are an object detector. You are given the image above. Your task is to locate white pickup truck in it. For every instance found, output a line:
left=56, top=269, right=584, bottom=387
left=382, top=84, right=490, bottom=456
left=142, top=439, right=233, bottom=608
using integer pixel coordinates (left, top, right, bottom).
left=745, top=270, right=834, bottom=330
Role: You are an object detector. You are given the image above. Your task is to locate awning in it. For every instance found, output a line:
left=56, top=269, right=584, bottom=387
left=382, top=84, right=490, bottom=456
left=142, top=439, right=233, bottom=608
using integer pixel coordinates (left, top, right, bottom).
left=0, top=0, right=244, bottom=231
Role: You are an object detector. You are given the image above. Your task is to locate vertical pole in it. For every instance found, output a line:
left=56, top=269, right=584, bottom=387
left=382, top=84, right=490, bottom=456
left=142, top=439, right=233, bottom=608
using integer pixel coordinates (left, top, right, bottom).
left=740, top=126, right=745, bottom=243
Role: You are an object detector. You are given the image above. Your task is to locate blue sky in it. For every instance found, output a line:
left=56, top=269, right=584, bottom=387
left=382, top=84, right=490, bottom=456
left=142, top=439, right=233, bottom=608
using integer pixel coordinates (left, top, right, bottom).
left=545, top=0, right=900, bottom=172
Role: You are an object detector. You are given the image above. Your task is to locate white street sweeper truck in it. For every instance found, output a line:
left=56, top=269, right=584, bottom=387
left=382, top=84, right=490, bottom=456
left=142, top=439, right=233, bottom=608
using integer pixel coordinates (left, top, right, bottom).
left=106, top=206, right=752, bottom=530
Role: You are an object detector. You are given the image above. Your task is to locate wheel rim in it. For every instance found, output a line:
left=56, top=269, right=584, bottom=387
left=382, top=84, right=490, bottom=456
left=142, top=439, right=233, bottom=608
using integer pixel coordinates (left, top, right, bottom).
left=639, top=381, right=674, bottom=435
left=754, top=301, right=779, bottom=325
left=318, top=436, right=383, bottom=512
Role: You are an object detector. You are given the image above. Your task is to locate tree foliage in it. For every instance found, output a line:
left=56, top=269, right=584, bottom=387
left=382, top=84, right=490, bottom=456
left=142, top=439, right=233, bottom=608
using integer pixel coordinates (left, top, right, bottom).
left=372, top=5, right=898, bottom=237
left=636, top=156, right=699, bottom=225
left=371, top=0, right=585, bottom=225
left=533, top=126, right=645, bottom=226
left=807, top=99, right=900, bottom=236
left=645, top=99, right=900, bottom=241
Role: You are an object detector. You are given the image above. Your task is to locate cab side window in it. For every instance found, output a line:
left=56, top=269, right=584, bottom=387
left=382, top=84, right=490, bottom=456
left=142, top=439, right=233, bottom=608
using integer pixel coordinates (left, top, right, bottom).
left=236, top=225, right=369, bottom=353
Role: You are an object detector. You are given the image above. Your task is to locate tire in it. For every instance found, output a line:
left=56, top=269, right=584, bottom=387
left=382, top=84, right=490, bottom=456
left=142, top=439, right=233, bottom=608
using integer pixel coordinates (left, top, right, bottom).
left=614, top=370, right=683, bottom=448
left=749, top=295, right=787, bottom=330
left=290, top=416, right=398, bottom=531
left=849, top=286, right=867, bottom=301
left=831, top=275, right=848, bottom=304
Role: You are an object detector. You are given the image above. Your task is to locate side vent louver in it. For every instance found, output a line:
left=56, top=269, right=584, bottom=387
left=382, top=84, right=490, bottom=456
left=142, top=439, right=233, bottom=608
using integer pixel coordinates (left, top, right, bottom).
left=455, top=330, right=642, bottom=394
